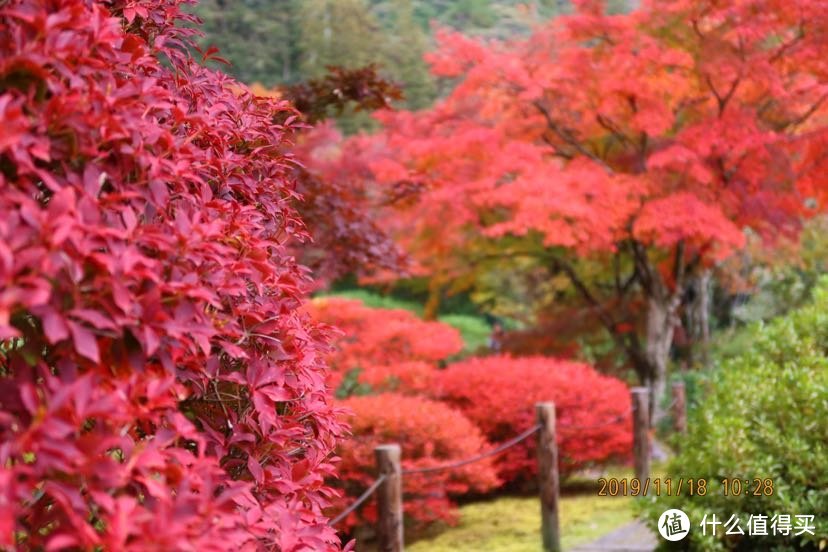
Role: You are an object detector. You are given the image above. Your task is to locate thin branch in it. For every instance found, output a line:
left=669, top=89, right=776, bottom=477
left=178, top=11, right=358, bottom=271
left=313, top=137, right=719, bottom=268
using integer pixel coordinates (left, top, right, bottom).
left=781, top=92, right=828, bottom=130
left=533, top=100, right=614, bottom=173
left=630, top=241, right=654, bottom=294
left=596, top=114, right=634, bottom=147
left=705, top=72, right=742, bottom=116
left=673, top=240, right=686, bottom=290
left=769, top=22, right=806, bottom=63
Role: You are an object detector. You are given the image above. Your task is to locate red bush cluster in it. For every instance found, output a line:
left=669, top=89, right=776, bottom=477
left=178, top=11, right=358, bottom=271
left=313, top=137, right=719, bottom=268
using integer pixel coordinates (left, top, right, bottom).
left=356, top=361, right=436, bottom=394
left=331, top=394, right=499, bottom=530
left=0, top=1, right=342, bottom=550
left=310, top=298, right=632, bottom=531
left=432, top=356, right=633, bottom=484
left=307, top=297, right=462, bottom=388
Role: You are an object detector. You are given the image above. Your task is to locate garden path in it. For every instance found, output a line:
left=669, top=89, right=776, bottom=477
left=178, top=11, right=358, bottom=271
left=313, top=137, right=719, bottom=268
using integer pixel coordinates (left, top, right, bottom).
left=569, top=520, right=657, bottom=551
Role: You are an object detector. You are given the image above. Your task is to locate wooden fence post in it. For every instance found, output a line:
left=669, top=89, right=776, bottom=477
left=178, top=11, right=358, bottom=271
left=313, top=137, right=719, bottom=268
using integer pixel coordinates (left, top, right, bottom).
left=671, top=381, right=687, bottom=435
left=375, top=444, right=404, bottom=552
left=536, top=403, right=561, bottom=552
left=631, top=387, right=650, bottom=482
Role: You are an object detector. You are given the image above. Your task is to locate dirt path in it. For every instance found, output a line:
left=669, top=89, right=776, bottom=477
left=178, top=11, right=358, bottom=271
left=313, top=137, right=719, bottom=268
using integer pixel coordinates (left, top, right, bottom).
left=569, top=520, right=657, bottom=551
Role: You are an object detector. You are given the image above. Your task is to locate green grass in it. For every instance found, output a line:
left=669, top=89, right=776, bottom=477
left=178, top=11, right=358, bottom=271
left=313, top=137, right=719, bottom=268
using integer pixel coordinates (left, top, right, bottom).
left=436, top=313, right=492, bottom=354
left=405, top=494, right=635, bottom=552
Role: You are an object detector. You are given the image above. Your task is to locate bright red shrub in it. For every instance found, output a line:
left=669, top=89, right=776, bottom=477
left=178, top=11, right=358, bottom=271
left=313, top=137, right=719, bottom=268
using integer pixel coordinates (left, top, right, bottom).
left=432, top=356, right=632, bottom=484
left=331, top=393, right=499, bottom=530
left=306, top=298, right=462, bottom=389
left=349, top=361, right=435, bottom=394
left=0, top=1, right=343, bottom=550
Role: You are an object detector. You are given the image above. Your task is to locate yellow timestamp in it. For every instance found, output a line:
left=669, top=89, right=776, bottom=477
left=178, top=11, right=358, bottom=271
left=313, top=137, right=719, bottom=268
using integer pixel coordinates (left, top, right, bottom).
left=598, top=477, right=708, bottom=496
left=597, top=478, right=774, bottom=497
left=721, top=478, right=774, bottom=496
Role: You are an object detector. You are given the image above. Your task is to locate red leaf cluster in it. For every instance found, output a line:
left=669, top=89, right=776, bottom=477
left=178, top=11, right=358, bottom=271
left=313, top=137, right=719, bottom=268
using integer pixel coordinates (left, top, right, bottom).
left=330, top=393, right=499, bottom=530
left=289, top=123, right=405, bottom=285
left=432, top=356, right=632, bottom=484
left=306, top=298, right=463, bottom=389
left=0, top=1, right=343, bottom=550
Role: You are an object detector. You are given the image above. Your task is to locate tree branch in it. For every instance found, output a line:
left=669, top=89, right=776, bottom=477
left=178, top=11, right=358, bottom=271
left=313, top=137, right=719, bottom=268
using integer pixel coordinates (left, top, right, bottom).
left=533, top=100, right=614, bottom=173
left=781, top=92, right=828, bottom=130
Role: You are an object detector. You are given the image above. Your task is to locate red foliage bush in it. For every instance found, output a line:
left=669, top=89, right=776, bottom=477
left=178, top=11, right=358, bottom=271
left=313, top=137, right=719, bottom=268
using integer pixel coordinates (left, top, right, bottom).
left=356, top=361, right=436, bottom=394
left=307, top=298, right=462, bottom=388
left=0, top=1, right=343, bottom=550
left=432, top=356, right=632, bottom=484
left=331, top=393, right=499, bottom=530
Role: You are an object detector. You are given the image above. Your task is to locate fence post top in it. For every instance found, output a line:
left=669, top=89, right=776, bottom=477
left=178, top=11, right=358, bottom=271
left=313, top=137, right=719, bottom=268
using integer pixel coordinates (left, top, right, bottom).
left=375, top=444, right=401, bottom=453
left=631, top=386, right=649, bottom=394
left=535, top=401, right=556, bottom=409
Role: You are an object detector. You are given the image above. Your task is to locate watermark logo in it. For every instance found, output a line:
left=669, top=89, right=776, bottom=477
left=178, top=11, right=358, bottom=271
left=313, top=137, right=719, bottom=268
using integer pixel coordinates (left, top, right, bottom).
left=658, top=509, right=690, bottom=541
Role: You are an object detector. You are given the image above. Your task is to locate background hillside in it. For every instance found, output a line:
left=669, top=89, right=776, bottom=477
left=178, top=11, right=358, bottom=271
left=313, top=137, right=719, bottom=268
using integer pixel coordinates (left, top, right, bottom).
left=189, top=0, right=634, bottom=114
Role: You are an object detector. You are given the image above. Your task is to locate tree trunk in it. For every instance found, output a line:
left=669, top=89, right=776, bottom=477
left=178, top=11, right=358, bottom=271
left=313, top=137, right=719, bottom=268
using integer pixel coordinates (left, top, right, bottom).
left=423, top=278, right=442, bottom=321
left=686, top=269, right=712, bottom=368
left=644, top=290, right=679, bottom=425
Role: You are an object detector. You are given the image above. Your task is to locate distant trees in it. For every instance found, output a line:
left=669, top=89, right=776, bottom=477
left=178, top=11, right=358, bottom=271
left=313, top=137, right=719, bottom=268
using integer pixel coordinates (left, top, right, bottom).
left=193, top=0, right=298, bottom=84
left=192, top=0, right=438, bottom=120
left=191, top=1, right=624, bottom=125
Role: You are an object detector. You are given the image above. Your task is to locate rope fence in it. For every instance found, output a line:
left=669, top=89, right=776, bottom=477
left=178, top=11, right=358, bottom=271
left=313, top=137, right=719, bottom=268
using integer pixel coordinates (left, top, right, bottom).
left=328, top=381, right=689, bottom=552
left=328, top=474, right=387, bottom=527
left=402, top=423, right=542, bottom=475
left=557, top=409, right=632, bottom=431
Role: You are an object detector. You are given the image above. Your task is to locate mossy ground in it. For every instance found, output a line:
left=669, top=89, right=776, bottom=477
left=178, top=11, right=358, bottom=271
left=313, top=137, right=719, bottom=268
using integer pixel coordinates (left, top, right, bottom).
left=405, top=493, right=634, bottom=552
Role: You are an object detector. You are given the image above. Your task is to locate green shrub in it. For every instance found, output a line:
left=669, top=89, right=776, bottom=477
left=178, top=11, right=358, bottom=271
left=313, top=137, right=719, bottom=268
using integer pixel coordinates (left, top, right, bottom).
left=643, top=280, right=828, bottom=551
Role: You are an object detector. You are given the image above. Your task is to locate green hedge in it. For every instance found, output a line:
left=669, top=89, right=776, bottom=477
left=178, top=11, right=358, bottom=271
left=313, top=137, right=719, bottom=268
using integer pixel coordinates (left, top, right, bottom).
left=643, top=280, right=828, bottom=551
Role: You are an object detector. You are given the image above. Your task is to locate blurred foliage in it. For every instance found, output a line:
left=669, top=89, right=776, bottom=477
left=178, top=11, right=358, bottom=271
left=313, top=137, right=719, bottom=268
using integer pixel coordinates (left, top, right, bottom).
left=280, top=65, right=404, bottom=124
left=714, top=216, right=828, bottom=328
left=318, top=288, right=424, bottom=315
left=334, top=368, right=374, bottom=399
left=317, top=289, right=492, bottom=354
left=642, top=279, right=828, bottom=551
left=189, top=1, right=639, bottom=132
left=436, top=314, right=491, bottom=353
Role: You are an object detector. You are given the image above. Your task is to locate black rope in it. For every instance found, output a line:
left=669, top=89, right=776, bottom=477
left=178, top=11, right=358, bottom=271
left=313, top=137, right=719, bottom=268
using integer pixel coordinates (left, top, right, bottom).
left=558, top=415, right=627, bottom=431
left=401, top=423, right=543, bottom=475
left=328, top=474, right=387, bottom=527
left=557, top=407, right=634, bottom=431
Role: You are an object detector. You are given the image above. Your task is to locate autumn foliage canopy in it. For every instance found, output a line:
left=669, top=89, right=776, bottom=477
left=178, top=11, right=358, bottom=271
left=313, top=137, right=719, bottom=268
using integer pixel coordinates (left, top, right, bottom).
left=0, top=1, right=344, bottom=550
left=369, top=0, right=828, bottom=266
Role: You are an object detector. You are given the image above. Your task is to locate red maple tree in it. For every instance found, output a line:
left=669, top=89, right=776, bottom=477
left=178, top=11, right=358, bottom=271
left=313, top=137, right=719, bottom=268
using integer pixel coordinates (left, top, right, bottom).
left=0, top=1, right=344, bottom=549
left=357, top=0, right=828, bottom=420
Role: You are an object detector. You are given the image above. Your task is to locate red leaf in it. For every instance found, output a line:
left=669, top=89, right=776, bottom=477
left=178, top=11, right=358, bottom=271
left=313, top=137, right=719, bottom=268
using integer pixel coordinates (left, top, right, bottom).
left=42, top=311, right=69, bottom=343
left=68, top=321, right=100, bottom=363
left=247, top=455, right=264, bottom=484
